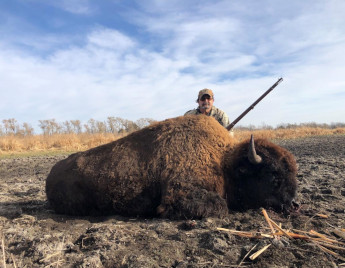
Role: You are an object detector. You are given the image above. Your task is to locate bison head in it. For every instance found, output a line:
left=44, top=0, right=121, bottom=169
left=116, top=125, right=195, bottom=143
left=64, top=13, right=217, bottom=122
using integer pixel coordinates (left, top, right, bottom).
left=225, top=135, right=298, bottom=212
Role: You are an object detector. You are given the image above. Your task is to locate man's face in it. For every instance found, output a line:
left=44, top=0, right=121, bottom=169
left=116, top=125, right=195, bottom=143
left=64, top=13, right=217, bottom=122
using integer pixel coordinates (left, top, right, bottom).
left=198, top=94, right=214, bottom=112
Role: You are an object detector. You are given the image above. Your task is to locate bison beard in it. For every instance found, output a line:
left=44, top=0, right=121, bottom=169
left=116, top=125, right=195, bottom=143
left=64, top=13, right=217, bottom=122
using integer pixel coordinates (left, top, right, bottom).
left=46, top=115, right=298, bottom=219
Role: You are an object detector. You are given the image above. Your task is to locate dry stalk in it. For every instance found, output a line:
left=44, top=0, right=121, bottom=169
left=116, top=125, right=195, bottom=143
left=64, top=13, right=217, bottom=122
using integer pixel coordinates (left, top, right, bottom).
left=309, top=237, right=345, bottom=246
left=54, top=236, right=65, bottom=268
left=312, top=242, right=345, bottom=261
left=309, top=230, right=345, bottom=245
left=333, top=229, right=345, bottom=240
left=292, top=229, right=312, bottom=235
left=303, top=212, right=328, bottom=229
left=10, top=254, right=17, bottom=268
left=268, top=218, right=293, bottom=239
left=40, top=252, right=62, bottom=263
left=249, top=244, right=271, bottom=260
left=313, top=241, right=345, bottom=251
left=216, top=228, right=273, bottom=238
left=261, top=209, right=276, bottom=236
left=237, top=242, right=258, bottom=267
left=196, top=261, right=212, bottom=265
left=315, top=213, right=328, bottom=218
left=291, top=229, right=345, bottom=245
left=45, top=259, right=64, bottom=268
left=278, top=232, right=309, bottom=240
left=218, top=265, right=249, bottom=267
left=40, top=236, right=65, bottom=267
left=1, top=232, right=6, bottom=268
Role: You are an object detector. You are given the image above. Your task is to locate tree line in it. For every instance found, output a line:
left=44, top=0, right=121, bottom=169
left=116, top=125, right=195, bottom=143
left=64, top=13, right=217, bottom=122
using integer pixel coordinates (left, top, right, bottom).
left=1, top=118, right=345, bottom=136
left=0, top=117, right=156, bottom=136
left=235, top=122, right=345, bottom=131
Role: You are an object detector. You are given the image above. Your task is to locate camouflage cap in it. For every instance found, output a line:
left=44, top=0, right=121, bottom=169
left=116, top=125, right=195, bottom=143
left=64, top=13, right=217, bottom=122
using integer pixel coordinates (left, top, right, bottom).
left=198, top=88, right=214, bottom=100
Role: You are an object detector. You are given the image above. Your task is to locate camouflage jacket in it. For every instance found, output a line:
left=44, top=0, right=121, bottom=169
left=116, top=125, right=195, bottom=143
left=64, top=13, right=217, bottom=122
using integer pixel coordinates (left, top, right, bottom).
left=184, top=106, right=230, bottom=128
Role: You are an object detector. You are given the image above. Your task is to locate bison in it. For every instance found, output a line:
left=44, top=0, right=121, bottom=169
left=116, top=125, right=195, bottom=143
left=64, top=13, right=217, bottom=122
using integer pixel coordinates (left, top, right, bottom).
left=46, top=115, right=298, bottom=219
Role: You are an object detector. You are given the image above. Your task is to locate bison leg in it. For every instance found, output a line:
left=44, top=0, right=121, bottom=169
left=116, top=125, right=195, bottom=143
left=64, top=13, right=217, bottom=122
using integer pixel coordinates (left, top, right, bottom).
left=157, top=187, right=228, bottom=219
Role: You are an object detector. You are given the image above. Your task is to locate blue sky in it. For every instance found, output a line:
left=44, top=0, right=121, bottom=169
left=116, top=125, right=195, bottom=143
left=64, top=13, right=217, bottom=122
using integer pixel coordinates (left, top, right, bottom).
left=1, top=0, right=345, bottom=131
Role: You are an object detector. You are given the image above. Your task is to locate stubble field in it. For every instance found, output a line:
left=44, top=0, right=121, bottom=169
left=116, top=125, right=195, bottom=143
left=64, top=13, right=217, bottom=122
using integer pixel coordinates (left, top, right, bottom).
left=0, top=135, right=345, bottom=267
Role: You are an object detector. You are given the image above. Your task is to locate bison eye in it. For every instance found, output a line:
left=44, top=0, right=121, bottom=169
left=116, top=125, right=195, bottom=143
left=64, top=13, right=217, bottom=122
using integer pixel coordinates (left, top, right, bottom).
left=239, top=168, right=246, bottom=173
left=270, top=172, right=282, bottom=189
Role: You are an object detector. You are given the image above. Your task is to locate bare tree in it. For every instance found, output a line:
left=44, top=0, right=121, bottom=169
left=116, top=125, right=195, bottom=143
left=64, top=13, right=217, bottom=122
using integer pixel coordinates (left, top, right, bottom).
left=71, top=120, right=82, bottom=134
left=63, top=121, right=73, bottom=134
left=22, top=123, right=34, bottom=136
left=85, top=119, right=97, bottom=134
left=107, top=117, right=125, bottom=133
left=2, top=120, right=9, bottom=134
left=116, top=118, right=138, bottom=133
left=96, top=121, right=107, bottom=133
left=135, top=118, right=156, bottom=129
left=39, top=119, right=62, bottom=135
left=83, top=123, right=91, bottom=134
left=2, top=118, right=18, bottom=135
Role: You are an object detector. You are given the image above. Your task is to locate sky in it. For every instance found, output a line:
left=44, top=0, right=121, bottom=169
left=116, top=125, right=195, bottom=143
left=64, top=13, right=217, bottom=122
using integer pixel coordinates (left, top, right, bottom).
left=1, top=0, right=345, bottom=132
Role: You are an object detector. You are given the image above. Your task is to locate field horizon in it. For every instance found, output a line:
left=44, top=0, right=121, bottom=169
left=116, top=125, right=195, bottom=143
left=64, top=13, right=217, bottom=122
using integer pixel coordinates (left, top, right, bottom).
left=1, top=124, right=344, bottom=158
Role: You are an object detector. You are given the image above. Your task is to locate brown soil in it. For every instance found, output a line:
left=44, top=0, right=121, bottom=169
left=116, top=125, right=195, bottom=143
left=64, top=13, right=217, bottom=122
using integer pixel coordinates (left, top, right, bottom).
left=1, top=135, right=344, bottom=267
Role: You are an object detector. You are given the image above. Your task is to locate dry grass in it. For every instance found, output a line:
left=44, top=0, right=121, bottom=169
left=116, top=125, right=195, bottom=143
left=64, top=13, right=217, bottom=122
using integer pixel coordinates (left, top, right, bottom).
left=0, top=127, right=344, bottom=157
left=0, top=133, right=124, bottom=157
left=233, top=127, right=345, bottom=142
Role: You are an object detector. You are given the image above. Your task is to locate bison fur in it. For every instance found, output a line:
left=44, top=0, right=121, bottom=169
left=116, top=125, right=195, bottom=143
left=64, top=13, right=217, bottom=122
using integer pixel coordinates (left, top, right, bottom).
left=46, top=115, right=297, bottom=219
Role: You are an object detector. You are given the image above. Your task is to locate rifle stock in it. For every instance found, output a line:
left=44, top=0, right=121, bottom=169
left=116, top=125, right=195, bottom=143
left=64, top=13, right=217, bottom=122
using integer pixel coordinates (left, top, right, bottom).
left=226, top=78, right=283, bottom=131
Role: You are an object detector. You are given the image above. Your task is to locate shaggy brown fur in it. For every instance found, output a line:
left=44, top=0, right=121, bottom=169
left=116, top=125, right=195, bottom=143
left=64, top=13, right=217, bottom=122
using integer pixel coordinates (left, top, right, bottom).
left=46, top=115, right=297, bottom=219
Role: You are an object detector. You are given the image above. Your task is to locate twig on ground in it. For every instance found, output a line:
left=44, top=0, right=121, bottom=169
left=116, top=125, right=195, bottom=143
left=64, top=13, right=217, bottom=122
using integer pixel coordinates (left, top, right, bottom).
left=304, top=212, right=329, bottom=229
left=313, top=241, right=345, bottom=251
left=40, top=252, right=62, bottom=263
left=313, top=242, right=345, bottom=261
left=315, top=213, right=328, bottom=218
left=1, top=232, right=6, bottom=268
left=40, top=236, right=66, bottom=267
left=54, top=236, right=65, bottom=268
left=216, top=228, right=273, bottom=238
left=268, top=218, right=293, bottom=239
left=45, top=259, right=64, bottom=268
left=249, top=244, right=271, bottom=260
left=11, top=254, right=17, bottom=268
left=262, top=209, right=276, bottom=237
left=237, top=242, right=258, bottom=267
left=309, top=230, right=345, bottom=245
left=333, top=229, right=345, bottom=240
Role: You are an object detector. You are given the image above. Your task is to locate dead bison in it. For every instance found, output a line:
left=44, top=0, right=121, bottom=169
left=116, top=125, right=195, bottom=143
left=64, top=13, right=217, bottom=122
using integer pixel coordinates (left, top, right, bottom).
left=46, top=115, right=297, bottom=219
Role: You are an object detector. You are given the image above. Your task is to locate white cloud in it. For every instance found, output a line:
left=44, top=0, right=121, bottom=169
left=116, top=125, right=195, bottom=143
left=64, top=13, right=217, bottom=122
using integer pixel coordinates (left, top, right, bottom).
left=1, top=0, right=345, bottom=131
left=87, top=28, right=135, bottom=50
left=52, top=0, right=94, bottom=15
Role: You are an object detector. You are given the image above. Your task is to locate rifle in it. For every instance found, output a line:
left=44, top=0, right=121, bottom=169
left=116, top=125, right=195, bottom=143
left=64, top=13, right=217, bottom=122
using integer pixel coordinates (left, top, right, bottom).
left=226, top=78, right=283, bottom=131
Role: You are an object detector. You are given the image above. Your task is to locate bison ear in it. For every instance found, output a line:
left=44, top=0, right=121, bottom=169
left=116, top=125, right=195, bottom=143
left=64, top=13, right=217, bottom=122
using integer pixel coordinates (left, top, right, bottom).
left=248, top=134, right=262, bottom=164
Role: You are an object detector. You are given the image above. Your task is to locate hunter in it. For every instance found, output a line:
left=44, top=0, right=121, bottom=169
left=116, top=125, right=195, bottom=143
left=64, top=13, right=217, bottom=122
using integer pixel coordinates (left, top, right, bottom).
left=185, top=88, right=230, bottom=129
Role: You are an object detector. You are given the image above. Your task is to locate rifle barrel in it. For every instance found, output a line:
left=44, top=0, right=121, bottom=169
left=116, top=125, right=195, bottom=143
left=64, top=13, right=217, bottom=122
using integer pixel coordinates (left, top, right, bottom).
left=226, top=78, right=283, bottom=131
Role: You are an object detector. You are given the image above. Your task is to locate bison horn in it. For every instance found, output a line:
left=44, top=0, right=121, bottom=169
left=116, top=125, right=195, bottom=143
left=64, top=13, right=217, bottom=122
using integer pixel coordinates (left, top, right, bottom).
left=248, top=134, right=262, bottom=164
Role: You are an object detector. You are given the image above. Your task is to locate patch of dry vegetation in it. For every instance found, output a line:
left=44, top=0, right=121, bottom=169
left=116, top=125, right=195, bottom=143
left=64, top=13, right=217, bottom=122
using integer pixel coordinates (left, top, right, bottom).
left=234, top=126, right=345, bottom=142
left=0, top=133, right=123, bottom=157
left=0, top=126, right=344, bottom=157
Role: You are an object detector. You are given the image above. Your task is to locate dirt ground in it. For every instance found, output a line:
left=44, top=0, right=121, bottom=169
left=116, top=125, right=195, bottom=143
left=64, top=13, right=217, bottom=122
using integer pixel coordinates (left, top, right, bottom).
left=0, top=135, right=344, bottom=268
